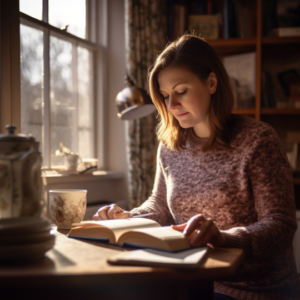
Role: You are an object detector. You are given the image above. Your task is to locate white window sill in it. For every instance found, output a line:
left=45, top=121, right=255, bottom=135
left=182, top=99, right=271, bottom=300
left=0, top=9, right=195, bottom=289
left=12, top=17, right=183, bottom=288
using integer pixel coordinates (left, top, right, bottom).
left=42, top=170, right=124, bottom=185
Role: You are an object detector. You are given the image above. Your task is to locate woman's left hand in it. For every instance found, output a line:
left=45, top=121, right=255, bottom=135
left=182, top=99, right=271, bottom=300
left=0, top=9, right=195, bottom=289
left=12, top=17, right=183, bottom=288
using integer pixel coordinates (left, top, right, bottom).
left=171, top=214, right=226, bottom=247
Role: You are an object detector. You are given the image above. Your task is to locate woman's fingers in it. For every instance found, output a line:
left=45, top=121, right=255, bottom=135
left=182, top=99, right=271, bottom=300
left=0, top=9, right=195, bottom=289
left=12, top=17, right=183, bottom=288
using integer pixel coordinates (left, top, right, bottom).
left=93, top=204, right=127, bottom=220
left=190, top=220, right=225, bottom=247
left=183, top=214, right=207, bottom=236
left=171, top=223, right=187, bottom=231
left=113, top=212, right=132, bottom=219
left=190, top=219, right=213, bottom=246
left=107, top=204, right=125, bottom=219
left=93, top=206, right=110, bottom=220
left=173, top=214, right=226, bottom=247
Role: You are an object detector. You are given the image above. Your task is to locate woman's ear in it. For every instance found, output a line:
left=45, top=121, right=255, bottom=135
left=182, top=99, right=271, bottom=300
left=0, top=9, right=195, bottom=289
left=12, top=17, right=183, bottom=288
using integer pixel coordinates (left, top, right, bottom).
left=208, top=72, right=217, bottom=94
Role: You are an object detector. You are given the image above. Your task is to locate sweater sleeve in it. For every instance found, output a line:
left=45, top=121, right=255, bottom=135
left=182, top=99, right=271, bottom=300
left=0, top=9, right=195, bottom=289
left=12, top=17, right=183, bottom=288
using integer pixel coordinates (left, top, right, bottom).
left=130, top=143, right=173, bottom=225
left=221, top=126, right=297, bottom=259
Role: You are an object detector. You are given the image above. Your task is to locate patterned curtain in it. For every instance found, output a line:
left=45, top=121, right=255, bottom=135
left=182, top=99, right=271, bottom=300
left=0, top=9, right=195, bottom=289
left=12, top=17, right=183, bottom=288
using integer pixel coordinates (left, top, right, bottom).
left=124, top=0, right=167, bottom=209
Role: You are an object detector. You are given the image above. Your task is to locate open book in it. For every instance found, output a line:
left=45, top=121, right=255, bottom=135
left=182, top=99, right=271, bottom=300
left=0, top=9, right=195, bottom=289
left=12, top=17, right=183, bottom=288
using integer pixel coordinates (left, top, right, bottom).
left=107, top=247, right=210, bottom=268
left=68, top=218, right=192, bottom=252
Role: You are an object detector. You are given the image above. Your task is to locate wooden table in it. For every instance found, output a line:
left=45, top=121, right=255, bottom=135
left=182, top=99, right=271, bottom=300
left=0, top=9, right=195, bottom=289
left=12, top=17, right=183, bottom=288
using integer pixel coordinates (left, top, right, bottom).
left=0, top=229, right=244, bottom=300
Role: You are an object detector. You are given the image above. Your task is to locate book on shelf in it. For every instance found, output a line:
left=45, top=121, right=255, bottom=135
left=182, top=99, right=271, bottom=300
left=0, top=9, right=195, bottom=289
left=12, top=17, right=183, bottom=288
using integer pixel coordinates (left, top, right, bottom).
left=261, top=69, right=300, bottom=108
left=290, top=80, right=300, bottom=103
left=223, top=0, right=256, bottom=39
left=188, top=15, right=219, bottom=39
left=261, top=71, right=280, bottom=108
left=68, top=218, right=195, bottom=252
left=167, top=0, right=175, bottom=41
left=277, top=69, right=300, bottom=97
left=223, top=0, right=229, bottom=38
left=167, top=0, right=256, bottom=41
left=262, top=0, right=278, bottom=37
left=173, top=4, right=188, bottom=39
left=107, top=246, right=210, bottom=269
left=263, top=0, right=300, bottom=37
left=277, top=0, right=300, bottom=29
left=269, top=27, right=300, bottom=37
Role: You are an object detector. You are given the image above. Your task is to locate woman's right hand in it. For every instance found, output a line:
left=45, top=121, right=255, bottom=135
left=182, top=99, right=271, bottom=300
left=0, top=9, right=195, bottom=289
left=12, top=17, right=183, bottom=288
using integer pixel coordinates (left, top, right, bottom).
left=93, top=204, right=131, bottom=221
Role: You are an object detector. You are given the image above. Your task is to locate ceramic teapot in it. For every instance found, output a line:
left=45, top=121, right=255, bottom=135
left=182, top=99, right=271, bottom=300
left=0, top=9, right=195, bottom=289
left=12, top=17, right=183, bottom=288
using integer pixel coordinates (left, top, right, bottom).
left=0, top=125, right=45, bottom=219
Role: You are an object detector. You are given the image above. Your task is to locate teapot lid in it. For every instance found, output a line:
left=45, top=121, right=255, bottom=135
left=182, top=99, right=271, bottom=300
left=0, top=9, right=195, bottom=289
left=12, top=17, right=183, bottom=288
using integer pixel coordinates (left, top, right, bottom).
left=0, top=125, right=36, bottom=143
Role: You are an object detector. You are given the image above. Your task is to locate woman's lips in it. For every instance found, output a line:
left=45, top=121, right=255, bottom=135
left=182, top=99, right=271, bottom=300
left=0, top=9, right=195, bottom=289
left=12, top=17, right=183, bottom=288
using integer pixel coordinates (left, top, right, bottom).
left=176, top=112, right=188, bottom=117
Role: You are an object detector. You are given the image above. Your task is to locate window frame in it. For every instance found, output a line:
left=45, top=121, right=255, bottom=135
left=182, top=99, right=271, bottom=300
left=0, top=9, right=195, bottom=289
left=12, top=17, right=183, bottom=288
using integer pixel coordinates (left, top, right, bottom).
left=13, top=0, right=107, bottom=169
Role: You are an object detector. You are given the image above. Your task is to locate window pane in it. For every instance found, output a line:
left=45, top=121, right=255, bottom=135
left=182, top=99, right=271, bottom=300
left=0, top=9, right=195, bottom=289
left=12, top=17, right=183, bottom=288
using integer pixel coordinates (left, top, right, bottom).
left=49, top=0, right=86, bottom=39
left=50, top=36, right=74, bottom=166
left=20, top=24, right=44, bottom=153
left=78, top=47, right=94, bottom=158
left=20, top=0, right=43, bottom=20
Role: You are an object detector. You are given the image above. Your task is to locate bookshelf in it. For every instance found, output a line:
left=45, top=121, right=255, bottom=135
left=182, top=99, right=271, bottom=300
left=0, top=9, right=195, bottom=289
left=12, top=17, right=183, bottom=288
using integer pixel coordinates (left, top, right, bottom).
left=167, top=0, right=300, bottom=204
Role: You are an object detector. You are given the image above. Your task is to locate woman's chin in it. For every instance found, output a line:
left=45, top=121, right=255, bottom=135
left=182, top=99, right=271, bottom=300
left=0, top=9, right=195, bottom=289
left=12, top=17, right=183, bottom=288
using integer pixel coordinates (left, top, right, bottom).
left=178, top=121, right=193, bottom=129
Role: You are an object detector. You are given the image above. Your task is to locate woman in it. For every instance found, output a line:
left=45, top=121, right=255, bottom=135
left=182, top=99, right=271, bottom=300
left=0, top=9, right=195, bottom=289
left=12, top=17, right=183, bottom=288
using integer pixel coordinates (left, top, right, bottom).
left=94, top=34, right=300, bottom=299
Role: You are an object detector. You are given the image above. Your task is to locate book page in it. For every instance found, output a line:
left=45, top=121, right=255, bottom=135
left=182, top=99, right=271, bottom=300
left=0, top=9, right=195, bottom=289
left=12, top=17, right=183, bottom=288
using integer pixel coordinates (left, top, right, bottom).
left=73, top=218, right=161, bottom=240
left=118, top=226, right=190, bottom=251
left=129, top=226, right=186, bottom=240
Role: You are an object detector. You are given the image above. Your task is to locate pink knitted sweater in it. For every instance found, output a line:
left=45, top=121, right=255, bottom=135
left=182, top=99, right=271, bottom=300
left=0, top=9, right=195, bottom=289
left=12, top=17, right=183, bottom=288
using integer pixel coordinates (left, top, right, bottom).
left=130, top=115, right=300, bottom=299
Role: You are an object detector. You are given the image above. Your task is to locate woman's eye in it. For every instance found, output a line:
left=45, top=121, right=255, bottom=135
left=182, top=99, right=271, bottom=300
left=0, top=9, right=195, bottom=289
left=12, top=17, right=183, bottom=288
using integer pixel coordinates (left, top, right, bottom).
left=163, top=95, right=169, bottom=100
left=178, top=90, right=186, bottom=95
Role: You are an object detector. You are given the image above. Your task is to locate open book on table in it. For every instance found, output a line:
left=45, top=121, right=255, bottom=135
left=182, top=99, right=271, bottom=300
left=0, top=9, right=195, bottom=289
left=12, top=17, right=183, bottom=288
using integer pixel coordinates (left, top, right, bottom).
left=68, top=218, right=201, bottom=252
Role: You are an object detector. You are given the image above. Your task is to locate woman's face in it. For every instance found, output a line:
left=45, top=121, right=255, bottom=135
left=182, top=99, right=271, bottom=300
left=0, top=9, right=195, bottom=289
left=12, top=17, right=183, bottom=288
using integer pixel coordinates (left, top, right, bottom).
left=157, top=66, right=217, bottom=137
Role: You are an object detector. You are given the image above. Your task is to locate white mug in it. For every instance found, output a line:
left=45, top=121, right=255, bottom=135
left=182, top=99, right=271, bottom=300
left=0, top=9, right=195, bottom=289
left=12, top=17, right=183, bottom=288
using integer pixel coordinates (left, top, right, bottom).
left=64, top=154, right=82, bottom=171
left=49, top=189, right=87, bottom=229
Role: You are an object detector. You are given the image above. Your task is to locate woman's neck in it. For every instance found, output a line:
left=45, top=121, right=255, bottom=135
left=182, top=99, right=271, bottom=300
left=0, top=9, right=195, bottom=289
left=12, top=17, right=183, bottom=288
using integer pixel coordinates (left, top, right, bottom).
left=193, top=121, right=210, bottom=139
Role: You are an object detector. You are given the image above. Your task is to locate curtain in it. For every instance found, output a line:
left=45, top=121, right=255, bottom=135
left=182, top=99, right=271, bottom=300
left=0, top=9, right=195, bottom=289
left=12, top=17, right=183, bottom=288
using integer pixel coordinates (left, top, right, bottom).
left=124, top=0, right=167, bottom=209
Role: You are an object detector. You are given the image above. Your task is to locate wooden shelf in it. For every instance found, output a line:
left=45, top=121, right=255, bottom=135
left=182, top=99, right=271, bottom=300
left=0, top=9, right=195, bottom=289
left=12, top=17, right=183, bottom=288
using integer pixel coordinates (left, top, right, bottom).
left=262, top=36, right=300, bottom=45
left=261, top=108, right=300, bottom=115
left=232, top=108, right=255, bottom=115
left=294, top=178, right=300, bottom=185
left=207, top=38, right=257, bottom=47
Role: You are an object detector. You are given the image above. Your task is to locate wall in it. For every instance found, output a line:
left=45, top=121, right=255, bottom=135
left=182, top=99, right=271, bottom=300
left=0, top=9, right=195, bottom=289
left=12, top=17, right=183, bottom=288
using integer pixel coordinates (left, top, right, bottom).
left=106, top=0, right=128, bottom=200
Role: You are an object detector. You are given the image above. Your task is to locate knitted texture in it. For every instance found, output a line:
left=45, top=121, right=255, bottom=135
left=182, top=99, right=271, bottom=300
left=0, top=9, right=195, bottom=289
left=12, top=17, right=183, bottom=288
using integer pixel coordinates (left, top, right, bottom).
left=130, top=115, right=300, bottom=299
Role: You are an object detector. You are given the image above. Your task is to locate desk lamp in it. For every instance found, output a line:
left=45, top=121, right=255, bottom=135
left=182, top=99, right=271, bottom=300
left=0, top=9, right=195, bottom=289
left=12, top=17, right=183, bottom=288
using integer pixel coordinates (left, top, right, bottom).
left=116, top=75, right=156, bottom=120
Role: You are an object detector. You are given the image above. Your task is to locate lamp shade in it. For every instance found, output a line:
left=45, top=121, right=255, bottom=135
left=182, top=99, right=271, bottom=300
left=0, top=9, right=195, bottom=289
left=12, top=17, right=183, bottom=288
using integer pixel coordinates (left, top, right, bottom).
left=116, top=76, right=156, bottom=120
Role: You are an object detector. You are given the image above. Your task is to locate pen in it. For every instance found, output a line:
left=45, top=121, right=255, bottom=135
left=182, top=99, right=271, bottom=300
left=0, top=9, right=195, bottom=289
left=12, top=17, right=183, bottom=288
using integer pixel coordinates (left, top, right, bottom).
left=131, top=212, right=156, bottom=218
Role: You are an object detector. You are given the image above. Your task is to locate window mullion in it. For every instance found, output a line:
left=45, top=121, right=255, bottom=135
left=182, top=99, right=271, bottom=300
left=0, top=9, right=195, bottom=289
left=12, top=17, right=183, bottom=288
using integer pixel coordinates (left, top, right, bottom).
left=42, top=0, right=48, bottom=23
left=96, top=0, right=107, bottom=169
left=43, top=28, right=51, bottom=167
left=72, top=44, right=78, bottom=154
left=42, top=0, right=50, bottom=167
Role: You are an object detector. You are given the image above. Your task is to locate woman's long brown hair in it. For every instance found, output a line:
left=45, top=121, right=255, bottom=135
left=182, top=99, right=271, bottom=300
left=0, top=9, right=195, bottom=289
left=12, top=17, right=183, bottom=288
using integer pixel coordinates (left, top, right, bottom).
left=148, top=34, right=242, bottom=152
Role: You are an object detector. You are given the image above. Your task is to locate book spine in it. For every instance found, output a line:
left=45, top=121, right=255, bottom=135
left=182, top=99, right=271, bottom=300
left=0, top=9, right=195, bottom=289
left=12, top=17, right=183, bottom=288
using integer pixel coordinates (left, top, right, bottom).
left=174, top=4, right=187, bottom=38
left=223, top=0, right=229, bottom=38
left=261, top=71, right=270, bottom=108
left=174, top=4, right=180, bottom=39
left=265, top=72, right=276, bottom=108
left=167, top=0, right=174, bottom=41
left=247, top=3, right=255, bottom=38
left=242, top=3, right=248, bottom=38
left=233, top=0, right=242, bottom=38
left=216, top=0, right=224, bottom=39
left=200, top=1, right=207, bottom=14
left=228, top=0, right=237, bottom=38
left=207, top=0, right=213, bottom=15
left=271, top=27, right=300, bottom=37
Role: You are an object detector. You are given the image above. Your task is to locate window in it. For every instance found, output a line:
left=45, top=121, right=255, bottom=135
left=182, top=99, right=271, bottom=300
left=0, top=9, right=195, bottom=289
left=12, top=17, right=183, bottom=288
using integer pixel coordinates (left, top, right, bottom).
left=19, top=0, right=107, bottom=168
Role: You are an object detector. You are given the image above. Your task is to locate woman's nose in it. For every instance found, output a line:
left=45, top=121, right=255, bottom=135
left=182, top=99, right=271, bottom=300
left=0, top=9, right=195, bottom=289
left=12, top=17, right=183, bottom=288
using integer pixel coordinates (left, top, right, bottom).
left=167, top=95, right=181, bottom=110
